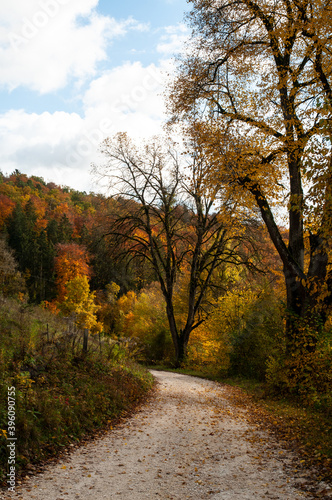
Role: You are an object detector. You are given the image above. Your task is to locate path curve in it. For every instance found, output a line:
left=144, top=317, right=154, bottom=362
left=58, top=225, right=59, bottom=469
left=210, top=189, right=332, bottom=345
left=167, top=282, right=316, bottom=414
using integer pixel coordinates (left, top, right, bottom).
left=1, top=371, right=321, bottom=499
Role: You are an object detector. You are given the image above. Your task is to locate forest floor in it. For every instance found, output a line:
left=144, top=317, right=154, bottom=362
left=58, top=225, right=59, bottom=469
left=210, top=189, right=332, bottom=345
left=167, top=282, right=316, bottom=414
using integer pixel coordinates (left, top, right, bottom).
left=1, top=370, right=331, bottom=500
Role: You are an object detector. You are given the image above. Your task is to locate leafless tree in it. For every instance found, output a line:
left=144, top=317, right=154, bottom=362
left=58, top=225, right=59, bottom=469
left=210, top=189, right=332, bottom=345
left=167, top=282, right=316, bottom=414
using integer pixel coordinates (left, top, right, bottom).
left=93, top=133, right=242, bottom=365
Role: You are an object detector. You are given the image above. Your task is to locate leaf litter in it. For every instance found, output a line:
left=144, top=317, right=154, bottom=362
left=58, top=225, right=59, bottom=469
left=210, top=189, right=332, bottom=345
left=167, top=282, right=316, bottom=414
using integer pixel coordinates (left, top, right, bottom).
left=1, top=370, right=331, bottom=499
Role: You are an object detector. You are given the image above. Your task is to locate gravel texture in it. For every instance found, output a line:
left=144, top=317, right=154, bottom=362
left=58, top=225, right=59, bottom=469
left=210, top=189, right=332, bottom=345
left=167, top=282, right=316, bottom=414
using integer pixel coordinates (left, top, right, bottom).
left=1, top=370, right=329, bottom=499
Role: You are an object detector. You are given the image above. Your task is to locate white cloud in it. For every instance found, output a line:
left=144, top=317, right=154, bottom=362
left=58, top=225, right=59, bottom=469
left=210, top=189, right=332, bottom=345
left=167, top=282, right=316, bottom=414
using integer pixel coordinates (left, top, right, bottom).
left=0, top=60, right=173, bottom=191
left=157, top=23, right=189, bottom=55
left=0, top=5, right=185, bottom=192
left=67, top=60, right=173, bottom=185
left=0, top=0, right=147, bottom=93
left=83, top=60, right=168, bottom=123
left=0, top=109, right=88, bottom=188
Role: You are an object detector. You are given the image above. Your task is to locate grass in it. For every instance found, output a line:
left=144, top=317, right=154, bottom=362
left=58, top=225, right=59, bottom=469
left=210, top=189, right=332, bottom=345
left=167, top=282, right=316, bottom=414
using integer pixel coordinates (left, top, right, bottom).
left=0, top=296, right=154, bottom=487
left=148, top=364, right=332, bottom=482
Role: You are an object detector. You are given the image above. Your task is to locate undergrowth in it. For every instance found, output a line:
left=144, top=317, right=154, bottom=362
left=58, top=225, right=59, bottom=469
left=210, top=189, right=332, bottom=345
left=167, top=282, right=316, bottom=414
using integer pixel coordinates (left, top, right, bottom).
left=0, top=296, right=154, bottom=486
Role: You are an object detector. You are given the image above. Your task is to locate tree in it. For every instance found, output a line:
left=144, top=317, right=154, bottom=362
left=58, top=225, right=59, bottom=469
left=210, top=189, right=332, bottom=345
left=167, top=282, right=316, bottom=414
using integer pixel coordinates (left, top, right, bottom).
left=54, top=243, right=91, bottom=302
left=0, top=237, right=26, bottom=298
left=168, top=0, right=332, bottom=351
left=117, top=283, right=172, bottom=363
left=58, top=275, right=102, bottom=334
left=93, top=133, right=241, bottom=365
left=95, top=282, right=121, bottom=335
left=87, top=197, right=140, bottom=293
left=7, top=201, right=54, bottom=302
left=54, top=244, right=102, bottom=333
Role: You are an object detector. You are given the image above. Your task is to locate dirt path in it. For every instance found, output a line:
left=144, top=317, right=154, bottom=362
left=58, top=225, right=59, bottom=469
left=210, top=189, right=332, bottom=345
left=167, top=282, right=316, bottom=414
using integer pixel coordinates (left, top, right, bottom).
left=1, top=371, right=329, bottom=499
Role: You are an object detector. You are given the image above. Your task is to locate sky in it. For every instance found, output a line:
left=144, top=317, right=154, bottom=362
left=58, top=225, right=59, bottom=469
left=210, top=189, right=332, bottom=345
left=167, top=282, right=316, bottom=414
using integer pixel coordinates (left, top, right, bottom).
left=0, top=0, right=190, bottom=192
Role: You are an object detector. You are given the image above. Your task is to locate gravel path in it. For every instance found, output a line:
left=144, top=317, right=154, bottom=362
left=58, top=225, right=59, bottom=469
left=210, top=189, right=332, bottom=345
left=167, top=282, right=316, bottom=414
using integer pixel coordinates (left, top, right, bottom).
left=1, top=370, right=326, bottom=499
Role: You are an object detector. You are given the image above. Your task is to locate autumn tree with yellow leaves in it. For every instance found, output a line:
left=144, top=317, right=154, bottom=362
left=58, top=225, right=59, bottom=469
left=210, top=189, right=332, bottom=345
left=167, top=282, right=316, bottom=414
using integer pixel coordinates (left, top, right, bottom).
left=53, top=243, right=102, bottom=333
left=168, top=0, right=332, bottom=352
left=93, top=133, right=247, bottom=365
left=54, top=243, right=91, bottom=302
left=59, top=275, right=102, bottom=334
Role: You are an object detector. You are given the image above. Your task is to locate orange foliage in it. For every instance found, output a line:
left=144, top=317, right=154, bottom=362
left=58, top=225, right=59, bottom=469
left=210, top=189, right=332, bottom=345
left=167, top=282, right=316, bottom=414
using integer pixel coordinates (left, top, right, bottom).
left=54, top=243, right=91, bottom=302
left=0, top=195, right=15, bottom=228
left=42, top=300, right=60, bottom=314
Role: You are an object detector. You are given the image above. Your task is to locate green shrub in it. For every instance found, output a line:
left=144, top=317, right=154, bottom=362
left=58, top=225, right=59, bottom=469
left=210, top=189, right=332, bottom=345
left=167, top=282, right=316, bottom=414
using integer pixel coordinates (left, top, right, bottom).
left=228, top=292, right=283, bottom=380
left=265, top=325, right=332, bottom=415
left=117, top=283, right=174, bottom=364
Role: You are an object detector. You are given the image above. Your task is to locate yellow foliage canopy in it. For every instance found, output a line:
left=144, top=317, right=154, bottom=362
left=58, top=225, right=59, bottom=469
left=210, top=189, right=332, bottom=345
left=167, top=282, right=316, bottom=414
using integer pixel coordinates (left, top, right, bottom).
left=59, top=275, right=102, bottom=333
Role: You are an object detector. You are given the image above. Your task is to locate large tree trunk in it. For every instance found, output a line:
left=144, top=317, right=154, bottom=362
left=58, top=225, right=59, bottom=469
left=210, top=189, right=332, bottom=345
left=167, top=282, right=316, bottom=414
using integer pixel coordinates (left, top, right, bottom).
left=175, top=337, right=187, bottom=367
left=284, top=234, right=329, bottom=353
left=283, top=265, right=311, bottom=352
left=165, top=300, right=185, bottom=366
left=165, top=300, right=193, bottom=366
left=246, top=176, right=330, bottom=353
